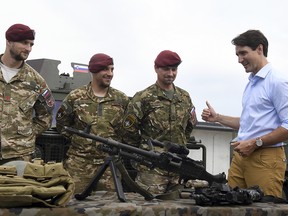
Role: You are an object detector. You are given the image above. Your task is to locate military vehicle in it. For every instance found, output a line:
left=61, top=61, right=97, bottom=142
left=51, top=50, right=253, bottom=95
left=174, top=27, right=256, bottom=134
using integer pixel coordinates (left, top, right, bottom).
left=27, top=58, right=91, bottom=162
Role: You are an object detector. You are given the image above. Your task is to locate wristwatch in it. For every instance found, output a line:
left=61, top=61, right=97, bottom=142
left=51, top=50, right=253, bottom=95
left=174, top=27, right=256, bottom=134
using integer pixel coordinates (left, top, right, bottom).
left=255, top=137, right=263, bottom=147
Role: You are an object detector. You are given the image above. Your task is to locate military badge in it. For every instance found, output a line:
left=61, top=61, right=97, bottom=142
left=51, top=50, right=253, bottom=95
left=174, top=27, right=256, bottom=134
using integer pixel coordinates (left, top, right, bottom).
left=56, top=103, right=71, bottom=120
left=123, top=114, right=137, bottom=129
left=56, top=107, right=65, bottom=119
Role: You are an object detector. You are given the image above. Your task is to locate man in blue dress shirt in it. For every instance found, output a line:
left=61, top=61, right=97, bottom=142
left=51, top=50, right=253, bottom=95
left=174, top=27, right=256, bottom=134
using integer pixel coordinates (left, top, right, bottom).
left=201, top=29, right=288, bottom=200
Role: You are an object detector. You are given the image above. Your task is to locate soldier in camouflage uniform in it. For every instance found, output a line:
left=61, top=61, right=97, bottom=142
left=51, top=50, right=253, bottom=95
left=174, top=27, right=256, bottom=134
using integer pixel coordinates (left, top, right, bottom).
left=56, top=53, right=129, bottom=194
left=121, top=50, right=197, bottom=195
left=0, top=24, right=54, bottom=165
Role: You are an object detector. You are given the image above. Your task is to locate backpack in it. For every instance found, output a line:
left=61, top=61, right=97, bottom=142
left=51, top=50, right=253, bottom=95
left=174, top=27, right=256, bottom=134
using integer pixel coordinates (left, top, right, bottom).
left=0, top=159, right=75, bottom=207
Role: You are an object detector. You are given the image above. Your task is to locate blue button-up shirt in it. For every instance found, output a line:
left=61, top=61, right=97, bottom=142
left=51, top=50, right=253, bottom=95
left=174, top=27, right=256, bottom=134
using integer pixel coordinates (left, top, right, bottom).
left=238, top=63, right=288, bottom=146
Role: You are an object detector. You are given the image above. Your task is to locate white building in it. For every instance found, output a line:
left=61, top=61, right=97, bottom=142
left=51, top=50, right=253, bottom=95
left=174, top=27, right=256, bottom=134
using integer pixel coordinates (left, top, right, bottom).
left=188, top=122, right=237, bottom=175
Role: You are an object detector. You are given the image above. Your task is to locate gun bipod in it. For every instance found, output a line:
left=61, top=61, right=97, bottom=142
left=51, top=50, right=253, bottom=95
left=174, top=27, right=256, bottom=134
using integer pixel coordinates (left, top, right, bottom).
left=74, top=156, right=126, bottom=202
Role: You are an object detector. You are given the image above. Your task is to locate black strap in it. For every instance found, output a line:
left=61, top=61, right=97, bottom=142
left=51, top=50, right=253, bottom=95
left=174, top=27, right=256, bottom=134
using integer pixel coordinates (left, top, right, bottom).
left=114, top=158, right=154, bottom=201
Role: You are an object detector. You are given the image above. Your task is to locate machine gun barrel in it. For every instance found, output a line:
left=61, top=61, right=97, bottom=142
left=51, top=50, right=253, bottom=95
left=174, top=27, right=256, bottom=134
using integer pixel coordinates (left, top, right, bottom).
left=65, top=126, right=161, bottom=158
left=64, top=126, right=227, bottom=185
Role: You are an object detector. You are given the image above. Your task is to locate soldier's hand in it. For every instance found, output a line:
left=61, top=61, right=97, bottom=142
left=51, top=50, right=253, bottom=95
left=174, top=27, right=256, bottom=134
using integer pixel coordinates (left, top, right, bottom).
left=201, top=101, right=218, bottom=122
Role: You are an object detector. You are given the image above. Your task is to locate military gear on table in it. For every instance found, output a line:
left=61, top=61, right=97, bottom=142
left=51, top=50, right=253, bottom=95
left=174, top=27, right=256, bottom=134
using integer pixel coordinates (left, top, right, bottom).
left=180, top=183, right=264, bottom=206
left=56, top=83, right=129, bottom=193
left=0, top=58, right=54, bottom=159
left=0, top=159, right=74, bottom=207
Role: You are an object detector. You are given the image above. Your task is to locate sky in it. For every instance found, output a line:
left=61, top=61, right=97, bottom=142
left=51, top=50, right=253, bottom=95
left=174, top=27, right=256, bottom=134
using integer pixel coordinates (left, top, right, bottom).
left=1, top=0, right=288, bottom=119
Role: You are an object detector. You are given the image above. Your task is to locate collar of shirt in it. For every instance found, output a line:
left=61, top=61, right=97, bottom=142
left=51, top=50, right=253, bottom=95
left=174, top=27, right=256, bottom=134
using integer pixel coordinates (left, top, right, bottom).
left=248, top=63, right=271, bottom=84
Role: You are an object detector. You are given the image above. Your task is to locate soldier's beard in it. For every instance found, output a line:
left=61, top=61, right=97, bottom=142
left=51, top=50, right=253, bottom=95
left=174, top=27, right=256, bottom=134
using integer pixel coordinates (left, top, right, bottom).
left=10, top=49, right=28, bottom=61
left=99, top=82, right=110, bottom=89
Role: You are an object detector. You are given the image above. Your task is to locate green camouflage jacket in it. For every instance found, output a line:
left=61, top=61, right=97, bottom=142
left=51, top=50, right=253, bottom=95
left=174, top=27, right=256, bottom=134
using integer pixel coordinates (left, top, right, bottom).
left=121, top=82, right=195, bottom=148
left=0, top=61, right=54, bottom=159
left=56, top=83, right=129, bottom=161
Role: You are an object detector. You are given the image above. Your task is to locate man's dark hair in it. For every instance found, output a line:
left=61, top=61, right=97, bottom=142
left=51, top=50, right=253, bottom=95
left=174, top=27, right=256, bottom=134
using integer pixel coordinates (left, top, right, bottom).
left=231, top=30, right=269, bottom=57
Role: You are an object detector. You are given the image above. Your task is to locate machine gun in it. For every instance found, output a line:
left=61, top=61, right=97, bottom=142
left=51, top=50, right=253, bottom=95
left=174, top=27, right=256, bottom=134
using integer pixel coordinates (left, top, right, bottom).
left=64, top=126, right=227, bottom=201
left=180, top=182, right=264, bottom=205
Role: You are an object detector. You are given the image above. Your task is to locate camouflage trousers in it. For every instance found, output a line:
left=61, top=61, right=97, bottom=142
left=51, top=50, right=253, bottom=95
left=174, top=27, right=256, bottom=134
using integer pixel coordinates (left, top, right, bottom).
left=64, top=156, right=116, bottom=194
left=135, top=169, right=181, bottom=195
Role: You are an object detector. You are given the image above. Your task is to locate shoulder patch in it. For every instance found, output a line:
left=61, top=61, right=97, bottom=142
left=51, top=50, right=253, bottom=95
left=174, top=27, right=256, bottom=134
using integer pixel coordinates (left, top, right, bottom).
left=123, top=114, right=137, bottom=129
left=56, top=107, right=65, bottom=120
left=38, top=89, right=55, bottom=111
left=56, top=103, right=71, bottom=120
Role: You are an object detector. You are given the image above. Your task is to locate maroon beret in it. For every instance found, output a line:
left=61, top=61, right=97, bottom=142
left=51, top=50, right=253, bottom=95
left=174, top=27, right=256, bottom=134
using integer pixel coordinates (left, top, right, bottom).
left=5, top=24, right=35, bottom=42
left=154, top=50, right=182, bottom=67
left=88, top=53, right=114, bottom=73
